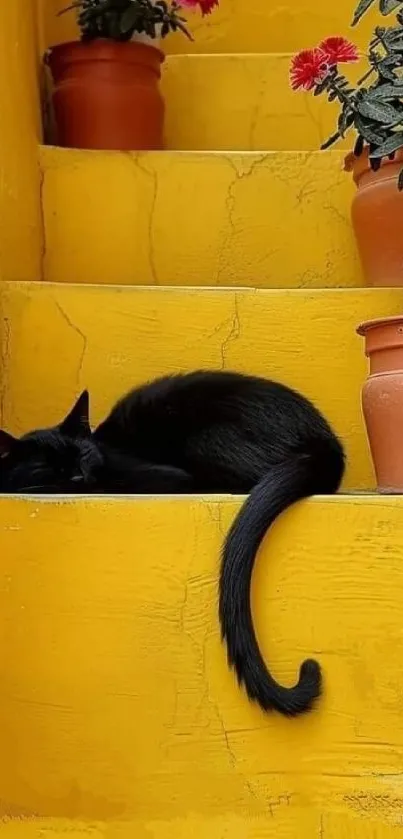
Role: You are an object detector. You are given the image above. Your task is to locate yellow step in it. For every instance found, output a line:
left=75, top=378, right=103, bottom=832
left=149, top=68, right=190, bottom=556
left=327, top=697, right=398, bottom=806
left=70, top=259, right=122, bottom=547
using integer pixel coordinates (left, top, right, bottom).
left=1, top=494, right=403, bottom=838
left=163, top=55, right=360, bottom=152
left=40, top=147, right=361, bottom=288
left=1, top=281, right=402, bottom=490
left=0, top=815, right=402, bottom=838
left=40, top=0, right=378, bottom=54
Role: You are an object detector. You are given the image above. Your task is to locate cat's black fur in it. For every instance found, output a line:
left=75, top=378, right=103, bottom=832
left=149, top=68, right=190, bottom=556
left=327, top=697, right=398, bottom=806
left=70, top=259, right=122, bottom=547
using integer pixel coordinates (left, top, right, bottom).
left=0, top=371, right=345, bottom=716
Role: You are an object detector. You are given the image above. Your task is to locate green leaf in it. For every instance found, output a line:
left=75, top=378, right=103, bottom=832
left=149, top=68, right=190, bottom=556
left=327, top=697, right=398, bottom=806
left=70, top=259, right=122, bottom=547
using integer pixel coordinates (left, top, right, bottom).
left=172, top=18, right=192, bottom=38
left=321, top=131, right=341, bottom=150
left=384, top=23, right=403, bottom=39
left=120, top=5, right=139, bottom=33
left=370, top=83, right=403, bottom=99
left=338, top=109, right=355, bottom=137
left=58, top=1, right=83, bottom=16
left=387, top=38, right=403, bottom=50
left=314, top=77, right=330, bottom=96
left=354, top=114, right=386, bottom=144
left=338, top=110, right=348, bottom=137
left=144, top=18, right=156, bottom=36
left=369, top=131, right=403, bottom=157
left=357, top=98, right=403, bottom=124
left=380, top=0, right=402, bottom=12
left=354, top=135, right=365, bottom=156
left=352, top=0, right=376, bottom=25
left=378, top=60, right=399, bottom=82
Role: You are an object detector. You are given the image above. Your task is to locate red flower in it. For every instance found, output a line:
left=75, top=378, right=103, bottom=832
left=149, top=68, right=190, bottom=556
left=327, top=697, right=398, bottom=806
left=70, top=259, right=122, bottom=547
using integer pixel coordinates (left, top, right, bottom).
left=289, top=48, right=330, bottom=91
left=319, top=36, right=360, bottom=66
left=179, top=0, right=218, bottom=15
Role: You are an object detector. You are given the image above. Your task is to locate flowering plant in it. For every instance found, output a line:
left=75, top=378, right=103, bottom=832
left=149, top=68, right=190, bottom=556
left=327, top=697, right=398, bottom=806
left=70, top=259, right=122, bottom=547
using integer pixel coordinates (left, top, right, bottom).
left=353, top=0, right=403, bottom=25
left=290, top=4, right=403, bottom=188
left=61, top=0, right=218, bottom=42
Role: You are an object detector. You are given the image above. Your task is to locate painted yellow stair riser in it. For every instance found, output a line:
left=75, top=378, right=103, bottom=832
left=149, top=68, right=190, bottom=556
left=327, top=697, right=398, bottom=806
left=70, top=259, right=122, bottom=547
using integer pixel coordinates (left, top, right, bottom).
left=1, top=282, right=403, bottom=490
left=162, top=56, right=364, bottom=152
left=1, top=496, right=403, bottom=838
left=40, top=148, right=362, bottom=289
left=39, top=0, right=379, bottom=54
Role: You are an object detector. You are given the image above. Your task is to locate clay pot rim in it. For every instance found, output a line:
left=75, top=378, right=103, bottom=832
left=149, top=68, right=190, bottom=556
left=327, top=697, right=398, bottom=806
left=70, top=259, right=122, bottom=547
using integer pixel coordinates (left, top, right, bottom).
left=357, top=315, right=403, bottom=336
left=47, top=38, right=165, bottom=66
left=345, top=147, right=403, bottom=184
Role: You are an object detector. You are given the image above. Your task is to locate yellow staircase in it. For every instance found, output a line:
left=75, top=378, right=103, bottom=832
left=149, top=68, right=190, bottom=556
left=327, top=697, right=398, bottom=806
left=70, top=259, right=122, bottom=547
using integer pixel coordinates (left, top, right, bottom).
left=1, top=1, right=403, bottom=837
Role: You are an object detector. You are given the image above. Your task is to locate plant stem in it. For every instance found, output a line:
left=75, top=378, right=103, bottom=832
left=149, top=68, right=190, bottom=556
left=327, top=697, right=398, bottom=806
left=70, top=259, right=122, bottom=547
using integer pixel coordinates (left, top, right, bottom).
left=326, top=74, right=353, bottom=106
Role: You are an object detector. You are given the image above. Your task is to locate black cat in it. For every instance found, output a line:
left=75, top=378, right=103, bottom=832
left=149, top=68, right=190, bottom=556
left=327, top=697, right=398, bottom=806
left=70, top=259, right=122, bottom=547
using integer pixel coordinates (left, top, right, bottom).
left=0, top=371, right=345, bottom=716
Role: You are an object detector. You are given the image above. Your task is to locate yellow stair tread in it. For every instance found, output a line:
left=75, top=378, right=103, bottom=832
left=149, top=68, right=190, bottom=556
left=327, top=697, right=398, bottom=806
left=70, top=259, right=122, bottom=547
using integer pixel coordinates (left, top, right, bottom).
left=1, top=281, right=402, bottom=490
left=1, top=814, right=402, bottom=837
left=1, top=494, right=403, bottom=836
left=40, top=147, right=361, bottom=289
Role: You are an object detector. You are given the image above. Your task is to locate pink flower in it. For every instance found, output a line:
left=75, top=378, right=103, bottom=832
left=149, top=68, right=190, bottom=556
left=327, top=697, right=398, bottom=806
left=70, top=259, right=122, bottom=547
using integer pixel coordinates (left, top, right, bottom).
left=319, top=36, right=360, bottom=66
left=289, top=48, right=330, bottom=91
left=179, top=0, right=218, bottom=15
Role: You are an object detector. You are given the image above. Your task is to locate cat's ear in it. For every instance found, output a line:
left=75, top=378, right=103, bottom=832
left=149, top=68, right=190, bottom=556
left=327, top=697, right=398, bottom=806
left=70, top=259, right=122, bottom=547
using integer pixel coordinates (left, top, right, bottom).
left=60, top=390, right=91, bottom=437
left=0, top=430, right=17, bottom=459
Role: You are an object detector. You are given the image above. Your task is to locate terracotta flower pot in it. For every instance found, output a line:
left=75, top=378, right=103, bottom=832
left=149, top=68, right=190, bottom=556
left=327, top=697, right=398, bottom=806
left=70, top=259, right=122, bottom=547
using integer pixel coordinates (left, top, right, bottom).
left=47, top=40, right=165, bottom=151
left=345, top=149, right=403, bottom=287
left=357, top=316, right=403, bottom=492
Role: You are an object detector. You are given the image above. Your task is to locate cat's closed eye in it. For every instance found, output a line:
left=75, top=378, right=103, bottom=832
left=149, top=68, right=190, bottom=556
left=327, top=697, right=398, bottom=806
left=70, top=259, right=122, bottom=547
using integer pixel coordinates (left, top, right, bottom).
left=71, top=473, right=84, bottom=483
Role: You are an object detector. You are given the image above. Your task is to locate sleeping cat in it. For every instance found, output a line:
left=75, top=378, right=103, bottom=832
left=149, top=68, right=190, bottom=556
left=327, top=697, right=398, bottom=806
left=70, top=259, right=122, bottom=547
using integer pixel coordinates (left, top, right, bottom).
left=0, top=370, right=345, bottom=716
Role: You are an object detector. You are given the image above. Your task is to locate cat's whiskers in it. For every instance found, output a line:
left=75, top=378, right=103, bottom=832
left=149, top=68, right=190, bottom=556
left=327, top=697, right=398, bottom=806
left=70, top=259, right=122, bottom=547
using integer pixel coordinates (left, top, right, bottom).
left=16, top=485, right=60, bottom=493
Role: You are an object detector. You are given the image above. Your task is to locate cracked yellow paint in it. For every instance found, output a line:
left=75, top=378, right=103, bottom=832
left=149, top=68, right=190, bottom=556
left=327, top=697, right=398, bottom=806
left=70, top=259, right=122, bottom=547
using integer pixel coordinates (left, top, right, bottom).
left=1, top=495, right=403, bottom=837
left=5, top=6, right=403, bottom=839
left=0, top=0, right=43, bottom=283
left=162, top=55, right=363, bottom=152
left=39, top=0, right=378, bottom=54
left=1, top=281, right=403, bottom=489
left=40, top=146, right=361, bottom=288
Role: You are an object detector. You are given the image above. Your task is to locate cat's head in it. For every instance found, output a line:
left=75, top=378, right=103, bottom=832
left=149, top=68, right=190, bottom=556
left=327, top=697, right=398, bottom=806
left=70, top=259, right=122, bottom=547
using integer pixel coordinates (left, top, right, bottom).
left=0, top=391, right=104, bottom=493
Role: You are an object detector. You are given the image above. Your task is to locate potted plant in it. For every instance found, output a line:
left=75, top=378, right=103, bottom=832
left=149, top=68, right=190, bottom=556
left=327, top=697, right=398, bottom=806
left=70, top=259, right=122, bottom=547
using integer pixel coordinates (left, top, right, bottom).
left=289, top=4, right=403, bottom=287
left=357, top=315, right=403, bottom=492
left=46, top=0, right=218, bottom=151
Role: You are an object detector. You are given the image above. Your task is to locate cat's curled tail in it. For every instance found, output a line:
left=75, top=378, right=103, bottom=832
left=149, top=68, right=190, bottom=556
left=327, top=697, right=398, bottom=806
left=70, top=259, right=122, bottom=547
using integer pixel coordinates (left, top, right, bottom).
left=219, top=436, right=344, bottom=717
